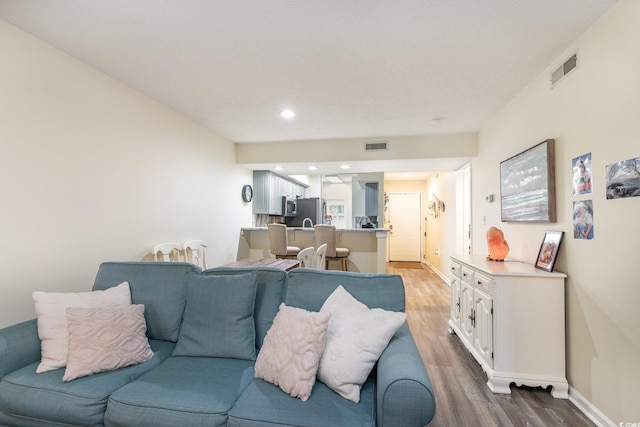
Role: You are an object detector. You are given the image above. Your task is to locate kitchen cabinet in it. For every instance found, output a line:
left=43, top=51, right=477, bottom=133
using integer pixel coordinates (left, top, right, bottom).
left=252, top=171, right=306, bottom=215
left=364, top=182, right=378, bottom=216
left=448, top=255, right=568, bottom=398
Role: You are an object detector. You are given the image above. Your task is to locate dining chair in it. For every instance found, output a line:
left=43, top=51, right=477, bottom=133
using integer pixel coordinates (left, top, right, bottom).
left=152, top=243, right=183, bottom=262
left=314, top=225, right=349, bottom=271
left=296, top=247, right=315, bottom=268
left=312, top=243, right=327, bottom=270
left=267, top=224, right=301, bottom=259
left=183, top=240, right=208, bottom=269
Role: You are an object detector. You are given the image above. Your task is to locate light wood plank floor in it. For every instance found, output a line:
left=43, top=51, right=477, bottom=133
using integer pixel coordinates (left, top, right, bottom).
left=386, top=262, right=594, bottom=427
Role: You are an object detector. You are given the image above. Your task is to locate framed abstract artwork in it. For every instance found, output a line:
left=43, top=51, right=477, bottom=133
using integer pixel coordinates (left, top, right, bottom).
left=500, top=139, right=556, bottom=222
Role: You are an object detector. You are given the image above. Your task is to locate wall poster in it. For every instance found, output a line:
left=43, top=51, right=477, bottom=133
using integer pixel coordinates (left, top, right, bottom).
left=573, top=200, right=594, bottom=240
left=572, top=153, right=592, bottom=195
left=605, top=156, right=640, bottom=199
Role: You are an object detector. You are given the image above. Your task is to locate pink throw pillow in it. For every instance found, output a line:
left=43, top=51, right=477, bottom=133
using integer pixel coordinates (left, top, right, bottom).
left=254, top=303, right=330, bottom=401
left=63, top=304, right=154, bottom=382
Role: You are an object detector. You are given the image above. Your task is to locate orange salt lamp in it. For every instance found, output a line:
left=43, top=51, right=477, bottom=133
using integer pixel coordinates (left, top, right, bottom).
left=487, top=226, right=509, bottom=261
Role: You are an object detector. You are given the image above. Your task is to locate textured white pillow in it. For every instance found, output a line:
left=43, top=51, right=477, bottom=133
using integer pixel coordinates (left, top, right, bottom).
left=63, top=304, right=154, bottom=381
left=254, top=303, right=330, bottom=401
left=32, top=282, right=131, bottom=373
left=317, top=285, right=407, bottom=403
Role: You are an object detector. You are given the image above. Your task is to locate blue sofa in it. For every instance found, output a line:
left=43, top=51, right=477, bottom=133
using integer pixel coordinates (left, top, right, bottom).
left=0, top=262, right=436, bottom=427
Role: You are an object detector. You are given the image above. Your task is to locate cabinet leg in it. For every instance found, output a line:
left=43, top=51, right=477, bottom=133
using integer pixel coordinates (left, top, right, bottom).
left=487, top=376, right=512, bottom=395
left=550, top=382, right=569, bottom=399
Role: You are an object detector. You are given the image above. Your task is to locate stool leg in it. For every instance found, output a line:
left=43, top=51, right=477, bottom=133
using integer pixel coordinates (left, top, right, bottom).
left=342, top=258, right=347, bottom=271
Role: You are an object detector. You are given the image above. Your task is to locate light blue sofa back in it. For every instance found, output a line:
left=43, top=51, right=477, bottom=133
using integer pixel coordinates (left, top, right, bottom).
left=92, top=263, right=404, bottom=352
left=93, top=262, right=201, bottom=342
left=202, top=267, right=287, bottom=350
left=284, top=268, right=405, bottom=312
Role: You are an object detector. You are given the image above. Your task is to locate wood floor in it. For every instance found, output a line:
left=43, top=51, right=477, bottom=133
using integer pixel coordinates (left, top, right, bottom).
left=386, top=262, right=594, bottom=427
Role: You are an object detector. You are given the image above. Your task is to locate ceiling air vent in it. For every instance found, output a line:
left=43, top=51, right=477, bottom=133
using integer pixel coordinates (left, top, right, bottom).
left=550, top=53, right=578, bottom=89
left=364, top=141, right=388, bottom=151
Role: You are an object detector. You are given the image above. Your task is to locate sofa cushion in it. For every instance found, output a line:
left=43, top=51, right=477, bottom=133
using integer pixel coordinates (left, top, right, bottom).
left=284, top=269, right=405, bottom=313
left=202, top=267, right=287, bottom=350
left=228, top=376, right=375, bottom=427
left=317, top=285, right=406, bottom=403
left=105, top=356, right=255, bottom=427
left=63, top=304, right=154, bottom=381
left=254, top=303, right=330, bottom=401
left=32, top=281, right=131, bottom=373
left=172, top=272, right=257, bottom=360
left=0, top=353, right=163, bottom=426
left=93, top=262, right=202, bottom=342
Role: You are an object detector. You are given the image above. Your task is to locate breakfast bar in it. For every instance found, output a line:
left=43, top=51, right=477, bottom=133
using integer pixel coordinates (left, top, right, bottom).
left=237, top=227, right=389, bottom=273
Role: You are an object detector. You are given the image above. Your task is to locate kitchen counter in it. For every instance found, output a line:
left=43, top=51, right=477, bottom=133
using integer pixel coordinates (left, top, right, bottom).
left=240, top=227, right=389, bottom=232
left=238, top=227, right=389, bottom=273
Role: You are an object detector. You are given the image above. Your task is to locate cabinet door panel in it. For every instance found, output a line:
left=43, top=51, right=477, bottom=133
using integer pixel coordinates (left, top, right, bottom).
left=474, top=288, right=493, bottom=368
left=450, top=277, right=461, bottom=327
left=460, top=282, right=474, bottom=342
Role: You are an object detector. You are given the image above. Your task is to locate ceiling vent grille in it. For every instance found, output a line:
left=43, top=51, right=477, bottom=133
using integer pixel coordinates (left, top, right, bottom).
left=364, top=141, right=388, bottom=151
left=550, top=53, right=578, bottom=88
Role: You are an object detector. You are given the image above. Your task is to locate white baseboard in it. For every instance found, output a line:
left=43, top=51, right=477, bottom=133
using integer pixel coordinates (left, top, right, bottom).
left=569, top=385, right=615, bottom=427
left=425, top=262, right=450, bottom=285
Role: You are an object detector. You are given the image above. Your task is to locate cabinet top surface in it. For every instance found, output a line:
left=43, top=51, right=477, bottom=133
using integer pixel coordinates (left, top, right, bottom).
left=451, top=254, right=567, bottom=278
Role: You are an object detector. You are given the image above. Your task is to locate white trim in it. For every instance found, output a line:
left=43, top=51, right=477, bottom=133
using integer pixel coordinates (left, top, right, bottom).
left=426, top=262, right=449, bottom=284
left=568, top=385, right=615, bottom=427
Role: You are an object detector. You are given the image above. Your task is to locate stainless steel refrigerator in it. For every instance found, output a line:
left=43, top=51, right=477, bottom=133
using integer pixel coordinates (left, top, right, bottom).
left=286, top=197, right=325, bottom=227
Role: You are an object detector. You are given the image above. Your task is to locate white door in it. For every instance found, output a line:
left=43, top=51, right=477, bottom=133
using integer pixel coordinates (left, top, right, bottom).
left=388, top=193, right=421, bottom=261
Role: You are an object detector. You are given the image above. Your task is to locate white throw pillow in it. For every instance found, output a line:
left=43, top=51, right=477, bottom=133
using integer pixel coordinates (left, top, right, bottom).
left=317, top=285, right=407, bottom=403
left=254, top=303, right=330, bottom=401
left=63, top=304, right=154, bottom=382
left=32, top=282, right=131, bottom=373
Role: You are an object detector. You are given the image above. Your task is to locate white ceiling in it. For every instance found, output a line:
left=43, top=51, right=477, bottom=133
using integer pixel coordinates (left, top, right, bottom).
left=0, top=1, right=618, bottom=176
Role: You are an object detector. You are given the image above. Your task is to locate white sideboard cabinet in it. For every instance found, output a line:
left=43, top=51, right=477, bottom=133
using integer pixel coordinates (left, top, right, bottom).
left=448, top=254, right=568, bottom=398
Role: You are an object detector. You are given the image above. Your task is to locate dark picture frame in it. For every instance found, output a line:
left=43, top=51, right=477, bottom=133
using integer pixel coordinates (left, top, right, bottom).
left=500, top=139, right=556, bottom=222
left=535, top=231, right=564, bottom=272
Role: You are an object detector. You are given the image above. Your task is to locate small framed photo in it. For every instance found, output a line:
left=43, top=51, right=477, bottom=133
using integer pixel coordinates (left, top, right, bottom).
left=535, top=231, right=564, bottom=272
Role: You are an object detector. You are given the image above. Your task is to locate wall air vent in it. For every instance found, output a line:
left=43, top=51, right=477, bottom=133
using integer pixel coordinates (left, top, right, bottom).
left=364, top=141, right=388, bottom=151
left=550, top=53, right=578, bottom=89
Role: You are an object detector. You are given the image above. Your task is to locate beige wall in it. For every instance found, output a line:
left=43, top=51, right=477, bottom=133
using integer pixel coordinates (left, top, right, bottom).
left=474, top=0, right=639, bottom=423
left=0, top=20, right=253, bottom=328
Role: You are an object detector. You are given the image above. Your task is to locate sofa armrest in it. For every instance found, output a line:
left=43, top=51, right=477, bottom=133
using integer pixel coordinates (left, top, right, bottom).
left=0, top=319, right=41, bottom=378
left=376, top=323, right=436, bottom=427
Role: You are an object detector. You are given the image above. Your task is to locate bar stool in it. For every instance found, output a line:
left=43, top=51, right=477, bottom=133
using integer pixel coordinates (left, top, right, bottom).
left=267, top=224, right=300, bottom=259
left=314, top=225, right=349, bottom=271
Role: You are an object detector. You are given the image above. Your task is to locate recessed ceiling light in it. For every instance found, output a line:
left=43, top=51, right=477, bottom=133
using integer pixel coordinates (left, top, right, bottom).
left=339, top=164, right=351, bottom=170
left=308, top=166, right=317, bottom=171
left=280, top=109, right=296, bottom=119
left=274, top=166, right=283, bottom=171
